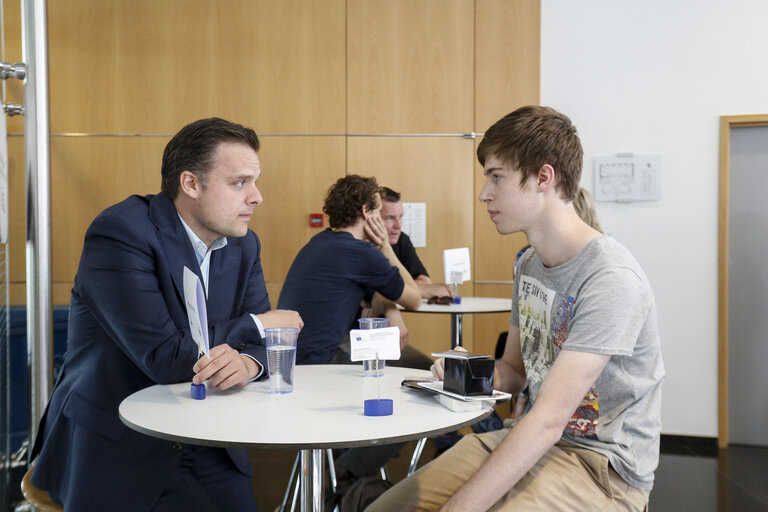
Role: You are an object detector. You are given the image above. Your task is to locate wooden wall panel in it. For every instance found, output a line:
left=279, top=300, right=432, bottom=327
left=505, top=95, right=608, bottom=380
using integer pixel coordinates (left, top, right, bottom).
left=475, top=0, right=540, bottom=132
left=2, top=1, right=540, bottom=508
left=7, top=137, right=25, bottom=286
left=47, top=0, right=346, bottom=134
left=49, top=137, right=166, bottom=281
left=264, top=282, right=282, bottom=309
left=472, top=1, right=538, bottom=347
left=347, top=136, right=475, bottom=276
left=249, top=136, right=346, bottom=283
left=473, top=283, right=514, bottom=356
left=8, top=136, right=165, bottom=304
left=402, top=305, right=476, bottom=357
left=10, top=134, right=345, bottom=305
left=347, top=0, right=474, bottom=134
left=348, top=136, right=476, bottom=355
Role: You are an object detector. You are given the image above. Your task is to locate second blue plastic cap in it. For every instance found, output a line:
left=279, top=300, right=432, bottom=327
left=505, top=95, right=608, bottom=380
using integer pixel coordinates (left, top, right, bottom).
left=364, top=399, right=393, bottom=416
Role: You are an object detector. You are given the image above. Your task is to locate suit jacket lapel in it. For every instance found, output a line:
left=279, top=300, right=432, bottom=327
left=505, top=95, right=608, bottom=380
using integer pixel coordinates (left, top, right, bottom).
left=207, top=244, right=241, bottom=324
left=148, top=193, right=202, bottom=302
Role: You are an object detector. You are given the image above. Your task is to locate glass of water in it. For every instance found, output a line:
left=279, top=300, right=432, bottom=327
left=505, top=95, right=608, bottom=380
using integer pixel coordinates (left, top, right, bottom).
left=357, top=317, right=389, bottom=377
left=265, top=327, right=299, bottom=393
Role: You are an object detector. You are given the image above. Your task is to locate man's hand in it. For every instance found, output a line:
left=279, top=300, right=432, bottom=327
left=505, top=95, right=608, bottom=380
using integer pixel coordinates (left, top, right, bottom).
left=257, top=309, right=303, bottom=331
left=430, top=345, right=468, bottom=380
left=364, top=214, right=389, bottom=249
left=418, top=282, right=454, bottom=299
left=193, top=344, right=256, bottom=390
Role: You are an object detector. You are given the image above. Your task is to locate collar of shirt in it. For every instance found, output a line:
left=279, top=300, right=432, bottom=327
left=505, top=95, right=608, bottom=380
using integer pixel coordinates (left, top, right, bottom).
left=177, top=214, right=227, bottom=295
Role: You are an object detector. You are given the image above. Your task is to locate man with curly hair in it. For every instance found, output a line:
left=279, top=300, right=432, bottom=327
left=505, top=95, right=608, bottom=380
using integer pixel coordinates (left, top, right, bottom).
left=277, top=174, right=424, bottom=503
left=278, top=174, right=421, bottom=365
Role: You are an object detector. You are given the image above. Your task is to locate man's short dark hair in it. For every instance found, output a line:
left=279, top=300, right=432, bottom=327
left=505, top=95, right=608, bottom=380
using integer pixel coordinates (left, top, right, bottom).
left=379, top=187, right=401, bottom=203
left=477, top=106, right=583, bottom=202
left=161, top=117, right=260, bottom=199
left=323, top=174, right=380, bottom=229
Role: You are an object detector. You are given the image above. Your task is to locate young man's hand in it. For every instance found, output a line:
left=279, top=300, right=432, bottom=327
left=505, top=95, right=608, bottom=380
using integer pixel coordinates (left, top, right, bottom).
left=430, top=345, right=468, bottom=380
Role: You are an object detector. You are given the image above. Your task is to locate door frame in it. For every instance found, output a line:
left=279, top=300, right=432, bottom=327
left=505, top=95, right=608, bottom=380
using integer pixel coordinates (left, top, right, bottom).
left=718, top=114, right=768, bottom=448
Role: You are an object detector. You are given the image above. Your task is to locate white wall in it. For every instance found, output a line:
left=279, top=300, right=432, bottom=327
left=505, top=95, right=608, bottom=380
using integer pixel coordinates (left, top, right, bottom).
left=541, top=0, right=768, bottom=437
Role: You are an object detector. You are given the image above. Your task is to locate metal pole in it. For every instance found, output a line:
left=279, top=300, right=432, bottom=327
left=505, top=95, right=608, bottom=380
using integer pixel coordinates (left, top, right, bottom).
left=21, top=0, right=52, bottom=450
left=299, top=448, right=324, bottom=512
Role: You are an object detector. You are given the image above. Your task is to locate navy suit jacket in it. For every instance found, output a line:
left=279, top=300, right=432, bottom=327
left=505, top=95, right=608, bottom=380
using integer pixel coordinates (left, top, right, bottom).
left=31, top=193, right=271, bottom=511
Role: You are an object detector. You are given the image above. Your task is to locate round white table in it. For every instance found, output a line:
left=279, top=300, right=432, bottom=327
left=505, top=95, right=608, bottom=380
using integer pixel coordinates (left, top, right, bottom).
left=404, top=296, right=512, bottom=348
left=119, top=365, right=492, bottom=512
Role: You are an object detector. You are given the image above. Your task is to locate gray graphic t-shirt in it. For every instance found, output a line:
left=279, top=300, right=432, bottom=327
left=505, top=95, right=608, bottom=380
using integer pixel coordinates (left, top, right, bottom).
left=512, top=235, right=664, bottom=490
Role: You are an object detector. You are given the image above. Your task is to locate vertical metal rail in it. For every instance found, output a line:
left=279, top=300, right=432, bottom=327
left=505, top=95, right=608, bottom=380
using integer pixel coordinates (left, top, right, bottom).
left=21, top=0, right=51, bottom=449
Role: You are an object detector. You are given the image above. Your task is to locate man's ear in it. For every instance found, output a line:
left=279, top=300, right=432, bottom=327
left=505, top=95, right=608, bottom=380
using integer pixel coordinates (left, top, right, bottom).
left=361, top=203, right=371, bottom=221
left=179, top=171, right=202, bottom=199
left=537, top=164, right=556, bottom=192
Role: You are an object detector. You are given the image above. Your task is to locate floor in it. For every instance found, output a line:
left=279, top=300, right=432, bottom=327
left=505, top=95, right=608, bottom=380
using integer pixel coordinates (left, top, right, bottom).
left=6, top=436, right=766, bottom=511
left=650, top=437, right=768, bottom=511
left=251, top=435, right=768, bottom=512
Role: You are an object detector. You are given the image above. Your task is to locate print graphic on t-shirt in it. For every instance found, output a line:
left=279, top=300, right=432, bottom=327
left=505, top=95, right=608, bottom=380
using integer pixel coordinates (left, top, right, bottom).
left=518, top=275, right=599, bottom=438
left=518, top=276, right=555, bottom=389
left=566, top=386, right=599, bottom=438
left=552, top=294, right=575, bottom=351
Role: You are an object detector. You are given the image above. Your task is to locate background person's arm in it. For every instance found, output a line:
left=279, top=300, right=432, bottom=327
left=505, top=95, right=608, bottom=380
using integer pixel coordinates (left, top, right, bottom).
left=371, top=293, right=409, bottom=349
left=365, top=215, right=422, bottom=310
left=415, top=275, right=454, bottom=299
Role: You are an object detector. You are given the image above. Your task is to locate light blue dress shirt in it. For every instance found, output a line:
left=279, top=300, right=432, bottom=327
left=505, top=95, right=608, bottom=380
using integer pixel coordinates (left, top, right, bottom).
left=178, top=214, right=264, bottom=379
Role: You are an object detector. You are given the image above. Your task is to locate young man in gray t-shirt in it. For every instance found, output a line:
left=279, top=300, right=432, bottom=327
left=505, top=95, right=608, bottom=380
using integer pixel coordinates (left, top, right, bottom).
left=367, top=106, right=664, bottom=512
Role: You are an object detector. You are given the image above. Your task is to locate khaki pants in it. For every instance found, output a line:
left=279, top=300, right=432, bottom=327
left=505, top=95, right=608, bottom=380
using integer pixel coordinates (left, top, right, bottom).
left=366, top=424, right=650, bottom=512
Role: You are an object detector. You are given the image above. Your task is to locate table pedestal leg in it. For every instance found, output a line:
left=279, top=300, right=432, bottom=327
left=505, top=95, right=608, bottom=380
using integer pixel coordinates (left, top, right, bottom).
left=451, top=313, right=463, bottom=348
left=300, top=448, right=324, bottom=512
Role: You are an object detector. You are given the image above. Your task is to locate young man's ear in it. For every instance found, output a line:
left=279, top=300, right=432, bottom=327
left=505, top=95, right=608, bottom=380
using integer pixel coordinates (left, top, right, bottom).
left=537, top=164, right=556, bottom=192
left=179, top=171, right=203, bottom=199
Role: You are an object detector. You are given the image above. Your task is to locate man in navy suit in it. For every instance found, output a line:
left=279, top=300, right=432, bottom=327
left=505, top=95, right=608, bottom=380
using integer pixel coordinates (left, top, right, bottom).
left=30, top=117, right=303, bottom=511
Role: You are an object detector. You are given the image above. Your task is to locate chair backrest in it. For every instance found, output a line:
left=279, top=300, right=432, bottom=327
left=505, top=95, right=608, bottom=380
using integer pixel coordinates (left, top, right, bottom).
left=20, top=465, right=64, bottom=512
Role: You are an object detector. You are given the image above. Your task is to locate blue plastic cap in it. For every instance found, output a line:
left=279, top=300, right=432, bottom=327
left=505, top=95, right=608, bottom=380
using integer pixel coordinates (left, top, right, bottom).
left=191, top=382, right=206, bottom=400
left=364, top=399, right=393, bottom=416
left=453, top=296, right=462, bottom=304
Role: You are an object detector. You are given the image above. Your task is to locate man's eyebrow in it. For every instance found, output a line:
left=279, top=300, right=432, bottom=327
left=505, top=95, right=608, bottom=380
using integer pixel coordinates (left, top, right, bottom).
left=484, top=166, right=503, bottom=176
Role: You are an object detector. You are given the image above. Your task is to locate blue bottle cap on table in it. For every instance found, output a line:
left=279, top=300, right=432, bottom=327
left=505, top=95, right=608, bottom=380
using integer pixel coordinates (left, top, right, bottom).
left=191, top=382, right=206, bottom=400
left=453, top=296, right=462, bottom=304
left=364, top=399, right=393, bottom=416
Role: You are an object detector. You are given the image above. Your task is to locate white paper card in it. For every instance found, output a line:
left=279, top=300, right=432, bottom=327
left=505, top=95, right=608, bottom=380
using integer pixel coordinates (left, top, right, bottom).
left=349, top=327, right=401, bottom=361
left=443, top=247, right=471, bottom=284
left=183, top=266, right=210, bottom=358
left=402, top=202, right=426, bottom=247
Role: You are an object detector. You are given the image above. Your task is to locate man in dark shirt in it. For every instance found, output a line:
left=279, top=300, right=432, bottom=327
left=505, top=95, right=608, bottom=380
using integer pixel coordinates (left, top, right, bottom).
left=365, top=187, right=452, bottom=366
left=277, top=176, right=425, bottom=499
left=379, top=187, right=453, bottom=299
left=277, top=175, right=421, bottom=365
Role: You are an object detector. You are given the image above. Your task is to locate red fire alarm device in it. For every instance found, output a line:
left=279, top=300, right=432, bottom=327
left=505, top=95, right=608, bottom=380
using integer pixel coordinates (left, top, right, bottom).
left=309, top=213, right=324, bottom=227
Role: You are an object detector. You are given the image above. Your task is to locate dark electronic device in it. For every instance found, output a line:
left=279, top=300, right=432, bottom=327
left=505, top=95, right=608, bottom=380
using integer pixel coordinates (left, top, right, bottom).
left=440, top=350, right=495, bottom=397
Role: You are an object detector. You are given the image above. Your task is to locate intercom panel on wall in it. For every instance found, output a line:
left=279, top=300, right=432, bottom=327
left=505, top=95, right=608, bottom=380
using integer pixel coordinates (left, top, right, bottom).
left=593, top=154, right=661, bottom=202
